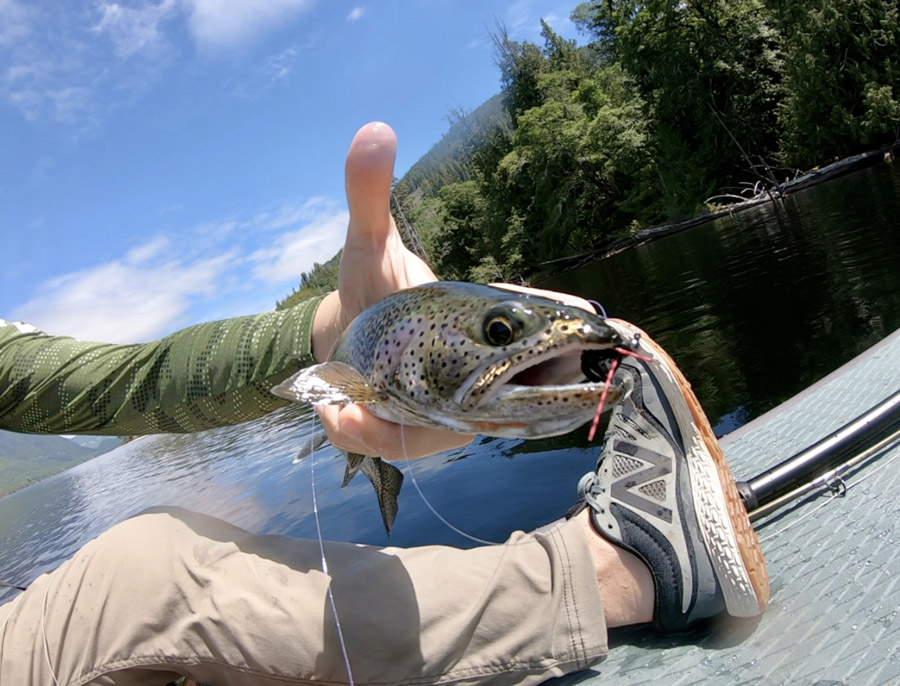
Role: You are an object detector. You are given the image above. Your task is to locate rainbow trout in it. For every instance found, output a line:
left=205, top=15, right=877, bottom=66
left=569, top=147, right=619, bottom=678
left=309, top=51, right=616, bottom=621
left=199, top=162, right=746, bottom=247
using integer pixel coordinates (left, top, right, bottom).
left=272, top=281, right=626, bottom=535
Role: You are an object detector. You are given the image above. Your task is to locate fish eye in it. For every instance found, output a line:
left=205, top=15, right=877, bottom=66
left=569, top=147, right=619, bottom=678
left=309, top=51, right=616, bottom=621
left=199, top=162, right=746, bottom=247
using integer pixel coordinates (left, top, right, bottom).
left=484, top=315, right=517, bottom=346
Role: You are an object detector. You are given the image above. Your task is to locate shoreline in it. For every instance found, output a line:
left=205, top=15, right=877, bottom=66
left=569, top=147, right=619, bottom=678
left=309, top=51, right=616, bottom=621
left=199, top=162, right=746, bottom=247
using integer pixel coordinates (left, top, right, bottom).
left=537, top=141, right=900, bottom=277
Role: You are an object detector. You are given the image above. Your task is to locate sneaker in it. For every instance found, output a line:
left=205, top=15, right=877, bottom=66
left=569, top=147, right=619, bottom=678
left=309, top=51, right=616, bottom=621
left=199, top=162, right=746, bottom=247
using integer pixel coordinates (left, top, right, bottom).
left=571, top=319, right=769, bottom=632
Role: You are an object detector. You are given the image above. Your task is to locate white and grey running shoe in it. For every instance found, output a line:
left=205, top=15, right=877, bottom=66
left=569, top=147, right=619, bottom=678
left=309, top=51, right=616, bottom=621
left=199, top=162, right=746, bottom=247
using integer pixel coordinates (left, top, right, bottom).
left=571, top=319, right=769, bottom=632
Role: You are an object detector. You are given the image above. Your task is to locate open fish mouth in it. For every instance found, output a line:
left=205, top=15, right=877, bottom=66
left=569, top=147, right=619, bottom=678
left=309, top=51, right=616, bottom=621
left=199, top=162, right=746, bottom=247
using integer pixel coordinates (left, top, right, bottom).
left=460, top=346, right=622, bottom=407
left=507, top=350, right=586, bottom=387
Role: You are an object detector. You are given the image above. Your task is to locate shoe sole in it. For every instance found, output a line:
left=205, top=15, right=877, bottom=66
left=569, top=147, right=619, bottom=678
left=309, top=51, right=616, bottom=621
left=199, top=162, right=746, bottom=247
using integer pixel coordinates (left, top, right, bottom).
left=609, top=319, right=770, bottom=616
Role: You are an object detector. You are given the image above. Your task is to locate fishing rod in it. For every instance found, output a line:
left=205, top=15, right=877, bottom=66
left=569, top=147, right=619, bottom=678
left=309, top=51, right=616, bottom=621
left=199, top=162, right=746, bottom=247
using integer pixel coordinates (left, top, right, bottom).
left=736, top=389, right=900, bottom=521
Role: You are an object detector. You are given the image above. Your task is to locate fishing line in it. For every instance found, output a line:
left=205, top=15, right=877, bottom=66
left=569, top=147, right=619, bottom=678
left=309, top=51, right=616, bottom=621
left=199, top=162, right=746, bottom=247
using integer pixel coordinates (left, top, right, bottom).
left=400, top=426, right=501, bottom=546
left=309, top=425, right=355, bottom=686
left=400, top=346, right=647, bottom=544
left=587, top=300, right=609, bottom=319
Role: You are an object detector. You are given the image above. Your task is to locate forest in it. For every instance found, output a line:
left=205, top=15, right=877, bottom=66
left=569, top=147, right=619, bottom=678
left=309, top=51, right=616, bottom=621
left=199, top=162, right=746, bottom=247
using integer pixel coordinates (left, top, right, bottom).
left=279, top=0, right=900, bottom=308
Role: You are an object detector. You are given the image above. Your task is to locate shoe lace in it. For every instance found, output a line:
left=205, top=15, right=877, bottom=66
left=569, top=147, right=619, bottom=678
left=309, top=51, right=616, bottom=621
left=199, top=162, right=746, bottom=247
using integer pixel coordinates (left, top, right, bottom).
left=577, top=470, right=606, bottom=514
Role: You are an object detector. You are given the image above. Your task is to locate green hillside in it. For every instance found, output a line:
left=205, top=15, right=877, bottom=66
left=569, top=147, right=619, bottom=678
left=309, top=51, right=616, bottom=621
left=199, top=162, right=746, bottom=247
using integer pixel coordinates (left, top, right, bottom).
left=0, top=431, right=121, bottom=497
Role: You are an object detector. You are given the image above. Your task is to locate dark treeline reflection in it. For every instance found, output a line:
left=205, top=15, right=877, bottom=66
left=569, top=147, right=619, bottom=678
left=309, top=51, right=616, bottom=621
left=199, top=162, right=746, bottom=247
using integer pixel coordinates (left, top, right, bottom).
left=543, top=164, right=900, bottom=435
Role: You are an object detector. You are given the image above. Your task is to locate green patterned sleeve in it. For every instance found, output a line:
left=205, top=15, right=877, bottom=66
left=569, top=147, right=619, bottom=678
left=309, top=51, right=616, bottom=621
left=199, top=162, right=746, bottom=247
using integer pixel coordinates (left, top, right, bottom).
left=0, top=295, right=324, bottom=436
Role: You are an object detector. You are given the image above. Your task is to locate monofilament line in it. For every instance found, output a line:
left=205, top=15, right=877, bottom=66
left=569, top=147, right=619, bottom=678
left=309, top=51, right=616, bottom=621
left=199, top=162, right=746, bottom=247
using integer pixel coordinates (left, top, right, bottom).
left=399, top=425, right=501, bottom=546
left=309, top=428, right=355, bottom=686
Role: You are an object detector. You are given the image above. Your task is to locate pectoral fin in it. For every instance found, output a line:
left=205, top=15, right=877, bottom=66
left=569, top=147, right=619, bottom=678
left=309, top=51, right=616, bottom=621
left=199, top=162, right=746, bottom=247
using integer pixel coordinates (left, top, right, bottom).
left=272, top=362, right=383, bottom=405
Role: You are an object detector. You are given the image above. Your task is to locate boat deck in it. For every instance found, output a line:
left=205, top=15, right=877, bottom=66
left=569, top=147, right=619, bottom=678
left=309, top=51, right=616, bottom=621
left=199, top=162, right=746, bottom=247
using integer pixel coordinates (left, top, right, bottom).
left=561, top=327, right=900, bottom=685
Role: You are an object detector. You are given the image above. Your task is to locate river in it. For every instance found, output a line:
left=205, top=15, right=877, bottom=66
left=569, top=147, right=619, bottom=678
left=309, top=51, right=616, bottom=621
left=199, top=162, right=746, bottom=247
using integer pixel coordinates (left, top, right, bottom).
left=2, top=162, right=899, bottom=604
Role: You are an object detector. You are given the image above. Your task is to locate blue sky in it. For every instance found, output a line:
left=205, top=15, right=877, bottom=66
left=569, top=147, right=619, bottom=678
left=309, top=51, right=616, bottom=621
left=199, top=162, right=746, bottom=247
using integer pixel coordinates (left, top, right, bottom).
left=1, top=0, right=580, bottom=343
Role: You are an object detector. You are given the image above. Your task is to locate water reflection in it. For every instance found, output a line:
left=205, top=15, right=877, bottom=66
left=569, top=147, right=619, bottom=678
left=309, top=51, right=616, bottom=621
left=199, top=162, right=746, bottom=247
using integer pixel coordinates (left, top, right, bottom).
left=2, top=163, right=899, bottom=604
left=543, top=163, right=900, bottom=431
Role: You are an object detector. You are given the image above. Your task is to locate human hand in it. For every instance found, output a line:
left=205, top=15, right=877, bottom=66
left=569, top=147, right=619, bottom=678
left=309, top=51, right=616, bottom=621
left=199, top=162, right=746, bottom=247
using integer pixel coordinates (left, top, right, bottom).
left=311, top=122, right=437, bottom=362
left=310, top=124, right=600, bottom=461
left=489, top=283, right=597, bottom=314
left=312, top=122, right=474, bottom=460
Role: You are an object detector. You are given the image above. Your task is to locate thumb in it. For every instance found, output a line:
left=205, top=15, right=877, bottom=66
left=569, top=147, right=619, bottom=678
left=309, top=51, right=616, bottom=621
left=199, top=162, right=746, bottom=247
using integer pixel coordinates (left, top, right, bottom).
left=344, top=121, right=396, bottom=247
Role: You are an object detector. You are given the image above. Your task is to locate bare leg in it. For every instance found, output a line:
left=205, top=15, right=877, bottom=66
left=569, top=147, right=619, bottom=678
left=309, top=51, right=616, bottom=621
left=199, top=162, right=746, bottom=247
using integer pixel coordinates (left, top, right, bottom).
left=574, top=509, right=654, bottom=628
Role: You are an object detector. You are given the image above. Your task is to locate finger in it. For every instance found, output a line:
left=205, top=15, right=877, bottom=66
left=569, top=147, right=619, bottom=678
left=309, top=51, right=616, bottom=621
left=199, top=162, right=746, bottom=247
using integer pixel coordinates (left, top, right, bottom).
left=317, top=404, right=474, bottom=460
left=340, top=121, right=438, bottom=306
left=345, top=121, right=396, bottom=245
left=489, top=283, right=597, bottom=313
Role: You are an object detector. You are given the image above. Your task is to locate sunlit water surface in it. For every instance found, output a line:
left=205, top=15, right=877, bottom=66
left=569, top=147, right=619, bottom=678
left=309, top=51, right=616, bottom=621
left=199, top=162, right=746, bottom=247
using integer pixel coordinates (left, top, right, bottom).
left=2, top=163, right=899, bottom=603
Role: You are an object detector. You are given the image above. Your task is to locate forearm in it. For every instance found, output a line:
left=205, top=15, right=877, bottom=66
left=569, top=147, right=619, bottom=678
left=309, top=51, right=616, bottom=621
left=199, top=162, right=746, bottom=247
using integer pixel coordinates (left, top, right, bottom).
left=0, top=296, right=323, bottom=436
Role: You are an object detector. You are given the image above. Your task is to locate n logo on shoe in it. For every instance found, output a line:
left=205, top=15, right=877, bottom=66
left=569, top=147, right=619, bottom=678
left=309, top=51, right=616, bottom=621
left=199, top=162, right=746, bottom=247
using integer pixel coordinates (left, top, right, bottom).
left=610, top=440, right=673, bottom=523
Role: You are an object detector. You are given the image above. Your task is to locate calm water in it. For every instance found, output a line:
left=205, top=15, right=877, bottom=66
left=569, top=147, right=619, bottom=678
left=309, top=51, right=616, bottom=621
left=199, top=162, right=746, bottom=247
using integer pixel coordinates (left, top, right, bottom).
left=2, top=163, right=899, bottom=604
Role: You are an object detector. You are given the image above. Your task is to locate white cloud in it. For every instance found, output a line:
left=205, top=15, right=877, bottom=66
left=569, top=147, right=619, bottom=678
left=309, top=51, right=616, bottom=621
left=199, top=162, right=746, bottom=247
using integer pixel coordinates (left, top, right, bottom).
left=92, top=0, right=179, bottom=58
left=11, top=197, right=349, bottom=343
left=250, top=208, right=347, bottom=283
left=1, top=0, right=314, bottom=127
left=253, top=196, right=338, bottom=232
left=12, top=244, right=236, bottom=343
left=265, top=46, right=296, bottom=82
left=187, top=0, right=314, bottom=49
left=229, top=45, right=307, bottom=100
left=346, top=6, right=365, bottom=22
left=506, top=0, right=533, bottom=30
left=47, top=86, right=93, bottom=124
left=0, top=0, right=29, bottom=47
left=125, top=235, right=171, bottom=263
left=0, top=3, right=176, bottom=127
